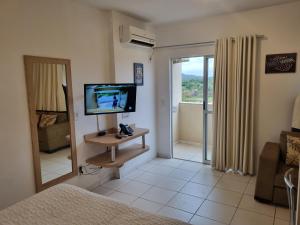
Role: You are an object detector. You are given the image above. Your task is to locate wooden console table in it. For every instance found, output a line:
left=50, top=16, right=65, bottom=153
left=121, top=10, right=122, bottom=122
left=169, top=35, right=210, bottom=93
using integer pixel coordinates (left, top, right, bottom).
left=84, top=128, right=149, bottom=174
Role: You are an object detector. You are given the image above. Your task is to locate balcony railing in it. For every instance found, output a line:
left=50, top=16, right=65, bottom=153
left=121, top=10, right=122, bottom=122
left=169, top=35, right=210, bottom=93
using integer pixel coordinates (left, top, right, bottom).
left=172, top=102, right=213, bottom=146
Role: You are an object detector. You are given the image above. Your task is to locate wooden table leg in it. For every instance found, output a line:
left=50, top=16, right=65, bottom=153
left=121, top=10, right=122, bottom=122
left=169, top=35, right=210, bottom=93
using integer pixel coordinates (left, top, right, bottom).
left=142, top=135, right=145, bottom=148
left=111, top=146, right=116, bottom=162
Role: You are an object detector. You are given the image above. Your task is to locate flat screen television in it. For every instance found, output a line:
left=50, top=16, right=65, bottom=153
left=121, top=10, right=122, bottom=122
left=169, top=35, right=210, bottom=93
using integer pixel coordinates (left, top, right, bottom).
left=84, top=83, right=137, bottom=115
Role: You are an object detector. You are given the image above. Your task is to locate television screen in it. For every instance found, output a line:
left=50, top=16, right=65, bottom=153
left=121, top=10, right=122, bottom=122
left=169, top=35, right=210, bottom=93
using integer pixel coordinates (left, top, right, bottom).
left=84, top=83, right=137, bottom=115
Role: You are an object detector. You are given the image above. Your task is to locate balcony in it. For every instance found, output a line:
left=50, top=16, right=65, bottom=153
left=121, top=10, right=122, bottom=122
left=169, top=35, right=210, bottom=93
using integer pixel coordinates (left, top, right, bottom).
left=172, top=102, right=213, bottom=162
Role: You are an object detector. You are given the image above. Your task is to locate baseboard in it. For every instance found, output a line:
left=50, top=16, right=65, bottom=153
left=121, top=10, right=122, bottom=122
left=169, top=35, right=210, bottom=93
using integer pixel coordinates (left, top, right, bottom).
left=65, top=167, right=112, bottom=191
left=157, top=152, right=172, bottom=159
left=178, top=140, right=202, bottom=146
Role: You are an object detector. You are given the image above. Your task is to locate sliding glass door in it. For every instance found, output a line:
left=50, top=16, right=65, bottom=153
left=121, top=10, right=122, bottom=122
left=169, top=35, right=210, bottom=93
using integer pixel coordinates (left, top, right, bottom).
left=203, top=56, right=214, bottom=162
left=171, top=55, right=214, bottom=164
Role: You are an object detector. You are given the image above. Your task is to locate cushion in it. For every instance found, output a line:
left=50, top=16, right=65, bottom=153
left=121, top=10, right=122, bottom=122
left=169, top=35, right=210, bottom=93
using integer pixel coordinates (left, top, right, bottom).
left=39, top=114, right=57, bottom=128
left=286, top=135, right=300, bottom=166
left=280, top=131, right=300, bottom=160
left=56, top=112, right=68, bottom=123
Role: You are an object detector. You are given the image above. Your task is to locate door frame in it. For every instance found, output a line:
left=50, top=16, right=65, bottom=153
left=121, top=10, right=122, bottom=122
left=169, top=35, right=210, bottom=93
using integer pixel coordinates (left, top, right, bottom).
left=170, top=55, right=214, bottom=164
left=203, top=55, right=214, bottom=164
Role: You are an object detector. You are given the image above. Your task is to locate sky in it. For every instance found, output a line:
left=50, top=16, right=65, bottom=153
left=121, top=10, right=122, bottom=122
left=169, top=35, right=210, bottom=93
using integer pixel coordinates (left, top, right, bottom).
left=182, top=57, right=214, bottom=77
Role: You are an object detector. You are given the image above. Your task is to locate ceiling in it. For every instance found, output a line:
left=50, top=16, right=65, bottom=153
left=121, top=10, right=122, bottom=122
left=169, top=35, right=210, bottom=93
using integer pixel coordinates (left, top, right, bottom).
left=84, top=0, right=299, bottom=24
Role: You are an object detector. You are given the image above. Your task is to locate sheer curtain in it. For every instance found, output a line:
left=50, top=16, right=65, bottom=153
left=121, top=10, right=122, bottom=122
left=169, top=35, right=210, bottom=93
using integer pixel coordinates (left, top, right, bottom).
left=33, top=63, right=67, bottom=111
left=212, top=35, right=257, bottom=175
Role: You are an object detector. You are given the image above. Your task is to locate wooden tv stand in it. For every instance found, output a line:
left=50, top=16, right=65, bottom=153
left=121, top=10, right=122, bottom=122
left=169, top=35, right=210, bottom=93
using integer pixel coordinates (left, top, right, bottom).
left=84, top=128, right=149, bottom=177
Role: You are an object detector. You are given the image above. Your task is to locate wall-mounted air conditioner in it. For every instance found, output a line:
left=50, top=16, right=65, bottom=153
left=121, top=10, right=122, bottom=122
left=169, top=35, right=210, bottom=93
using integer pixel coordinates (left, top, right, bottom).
left=120, top=25, right=156, bottom=48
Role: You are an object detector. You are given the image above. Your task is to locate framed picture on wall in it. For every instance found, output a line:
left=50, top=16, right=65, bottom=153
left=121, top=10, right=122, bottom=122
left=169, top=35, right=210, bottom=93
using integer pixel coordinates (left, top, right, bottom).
left=134, top=63, right=144, bottom=86
left=265, top=53, right=297, bottom=74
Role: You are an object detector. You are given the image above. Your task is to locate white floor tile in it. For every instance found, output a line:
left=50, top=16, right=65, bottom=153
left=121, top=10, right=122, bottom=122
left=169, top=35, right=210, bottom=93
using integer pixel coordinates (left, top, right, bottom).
left=132, top=198, right=163, bottom=213
left=150, top=158, right=167, bottom=165
left=207, top=188, right=242, bottom=207
left=147, top=164, right=175, bottom=176
left=134, top=172, right=165, bottom=185
left=42, top=172, right=61, bottom=183
left=108, top=191, right=137, bottom=204
left=179, top=161, right=204, bottom=172
left=274, top=218, right=289, bottom=225
left=180, top=182, right=212, bottom=198
left=125, top=170, right=144, bottom=179
left=197, top=167, right=224, bottom=177
left=89, top=158, right=281, bottom=225
left=244, top=182, right=255, bottom=196
left=216, top=178, right=247, bottom=193
left=239, top=195, right=275, bottom=217
left=158, top=206, right=193, bottom=222
left=190, top=215, right=226, bottom=225
left=275, top=206, right=290, bottom=221
left=157, top=158, right=184, bottom=168
left=249, top=176, right=257, bottom=184
left=156, top=176, right=187, bottom=191
left=167, top=193, right=204, bottom=213
left=141, top=186, right=177, bottom=204
left=173, top=143, right=209, bottom=163
left=191, top=173, right=221, bottom=186
left=93, top=186, right=114, bottom=196
left=169, top=168, right=197, bottom=181
left=102, top=178, right=130, bottom=190
left=222, top=173, right=251, bottom=183
left=231, top=209, right=273, bottom=225
left=40, top=148, right=71, bottom=182
left=196, top=200, right=236, bottom=224
left=117, top=180, right=151, bottom=196
left=138, top=162, right=155, bottom=171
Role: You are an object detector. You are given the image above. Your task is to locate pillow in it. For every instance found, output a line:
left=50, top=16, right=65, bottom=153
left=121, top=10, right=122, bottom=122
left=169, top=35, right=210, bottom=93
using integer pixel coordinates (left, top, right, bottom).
left=280, top=131, right=300, bottom=160
left=286, top=135, right=300, bottom=166
left=39, top=114, right=57, bottom=128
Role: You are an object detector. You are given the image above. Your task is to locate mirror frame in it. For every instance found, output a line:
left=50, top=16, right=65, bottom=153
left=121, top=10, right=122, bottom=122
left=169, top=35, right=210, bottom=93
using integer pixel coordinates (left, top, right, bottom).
left=24, top=55, right=78, bottom=192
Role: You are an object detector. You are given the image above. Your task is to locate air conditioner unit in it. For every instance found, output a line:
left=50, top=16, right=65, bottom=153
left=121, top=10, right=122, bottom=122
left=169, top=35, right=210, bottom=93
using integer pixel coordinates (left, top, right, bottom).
left=120, top=25, right=156, bottom=48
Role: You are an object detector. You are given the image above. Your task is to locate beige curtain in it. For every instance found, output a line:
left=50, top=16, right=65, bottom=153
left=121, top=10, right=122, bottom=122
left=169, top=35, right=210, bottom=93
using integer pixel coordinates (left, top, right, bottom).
left=212, top=35, right=257, bottom=175
left=33, top=63, right=67, bottom=111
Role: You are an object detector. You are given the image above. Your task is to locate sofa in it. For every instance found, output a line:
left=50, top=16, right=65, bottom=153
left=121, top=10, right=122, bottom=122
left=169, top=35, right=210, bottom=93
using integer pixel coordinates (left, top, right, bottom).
left=255, top=131, right=299, bottom=207
left=37, top=111, right=70, bottom=153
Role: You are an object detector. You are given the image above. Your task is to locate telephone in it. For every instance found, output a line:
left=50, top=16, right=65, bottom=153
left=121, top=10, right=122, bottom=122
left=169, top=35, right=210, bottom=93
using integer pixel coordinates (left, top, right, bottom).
left=119, top=123, right=134, bottom=136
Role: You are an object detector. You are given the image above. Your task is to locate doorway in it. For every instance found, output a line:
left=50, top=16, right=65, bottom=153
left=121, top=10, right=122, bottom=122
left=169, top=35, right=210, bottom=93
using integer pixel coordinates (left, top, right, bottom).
left=171, top=56, right=214, bottom=164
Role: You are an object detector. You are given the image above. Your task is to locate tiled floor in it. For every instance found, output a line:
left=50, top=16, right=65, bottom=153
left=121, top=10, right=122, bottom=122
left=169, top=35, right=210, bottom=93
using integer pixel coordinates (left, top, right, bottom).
left=173, top=143, right=212, bottom=163
left=92, top=158, right=290, bottom=225
left=40, top=147, right=72, bottom=183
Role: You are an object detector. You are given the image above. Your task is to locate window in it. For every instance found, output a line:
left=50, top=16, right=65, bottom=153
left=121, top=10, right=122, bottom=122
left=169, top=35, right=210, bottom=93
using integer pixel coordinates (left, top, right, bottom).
left=181, top=56, right=214, bottom=103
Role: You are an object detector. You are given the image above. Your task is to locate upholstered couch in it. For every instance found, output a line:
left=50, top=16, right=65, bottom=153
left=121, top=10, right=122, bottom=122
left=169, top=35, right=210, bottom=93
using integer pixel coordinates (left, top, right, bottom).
left=37, top=111, right=70, bottom=153
left=255, top=131, right=299, bottom=207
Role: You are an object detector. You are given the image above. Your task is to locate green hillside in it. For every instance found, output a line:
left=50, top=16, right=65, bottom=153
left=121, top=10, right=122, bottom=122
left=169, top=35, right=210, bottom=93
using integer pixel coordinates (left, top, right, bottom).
left=182, top=74, right=214, bottom=103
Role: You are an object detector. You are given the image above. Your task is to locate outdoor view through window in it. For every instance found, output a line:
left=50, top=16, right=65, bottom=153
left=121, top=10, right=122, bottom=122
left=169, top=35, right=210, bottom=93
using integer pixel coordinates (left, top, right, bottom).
left=181, top=57, right=214, bottom=103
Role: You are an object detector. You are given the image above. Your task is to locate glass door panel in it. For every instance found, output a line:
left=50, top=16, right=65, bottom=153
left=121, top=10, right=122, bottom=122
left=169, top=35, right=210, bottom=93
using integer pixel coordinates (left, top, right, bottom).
left=171, top=56, right=214, bottom=163
left=203, top=56, right=214, bottom=162
left=172, top=57, right=204, bottom=162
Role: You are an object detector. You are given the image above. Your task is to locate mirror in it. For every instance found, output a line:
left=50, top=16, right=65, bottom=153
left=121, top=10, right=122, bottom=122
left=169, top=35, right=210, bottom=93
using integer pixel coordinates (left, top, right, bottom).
left=24, top=56, right=77, bottom=192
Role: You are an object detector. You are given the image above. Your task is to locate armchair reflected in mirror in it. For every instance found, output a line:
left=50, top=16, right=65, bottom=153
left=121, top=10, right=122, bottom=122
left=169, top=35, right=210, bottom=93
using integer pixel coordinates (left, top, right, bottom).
left=24, top=56, right=77, bottom=192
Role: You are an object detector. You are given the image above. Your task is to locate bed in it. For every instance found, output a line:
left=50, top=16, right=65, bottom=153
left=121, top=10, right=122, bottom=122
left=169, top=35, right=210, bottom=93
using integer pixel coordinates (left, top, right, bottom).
left=0, top=184, right=189, bottom=225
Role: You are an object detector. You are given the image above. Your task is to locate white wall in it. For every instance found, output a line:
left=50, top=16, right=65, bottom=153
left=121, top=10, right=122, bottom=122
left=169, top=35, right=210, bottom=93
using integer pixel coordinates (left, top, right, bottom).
left=0, top=0, right=115, bottom=209
left=155, top=1, right=300, bottom=168
left=0, top=1, right=157, bottom=209
left=110, top=11, right=157, bottom=173
left=172, top=63, right=182, bottom=142
left=178, top=103, right=213, bottom=146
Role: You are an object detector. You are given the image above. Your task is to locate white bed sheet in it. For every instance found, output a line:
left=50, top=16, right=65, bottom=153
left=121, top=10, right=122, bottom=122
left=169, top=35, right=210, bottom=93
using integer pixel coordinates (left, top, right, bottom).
left=0, top=184, right=189, bottom=225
